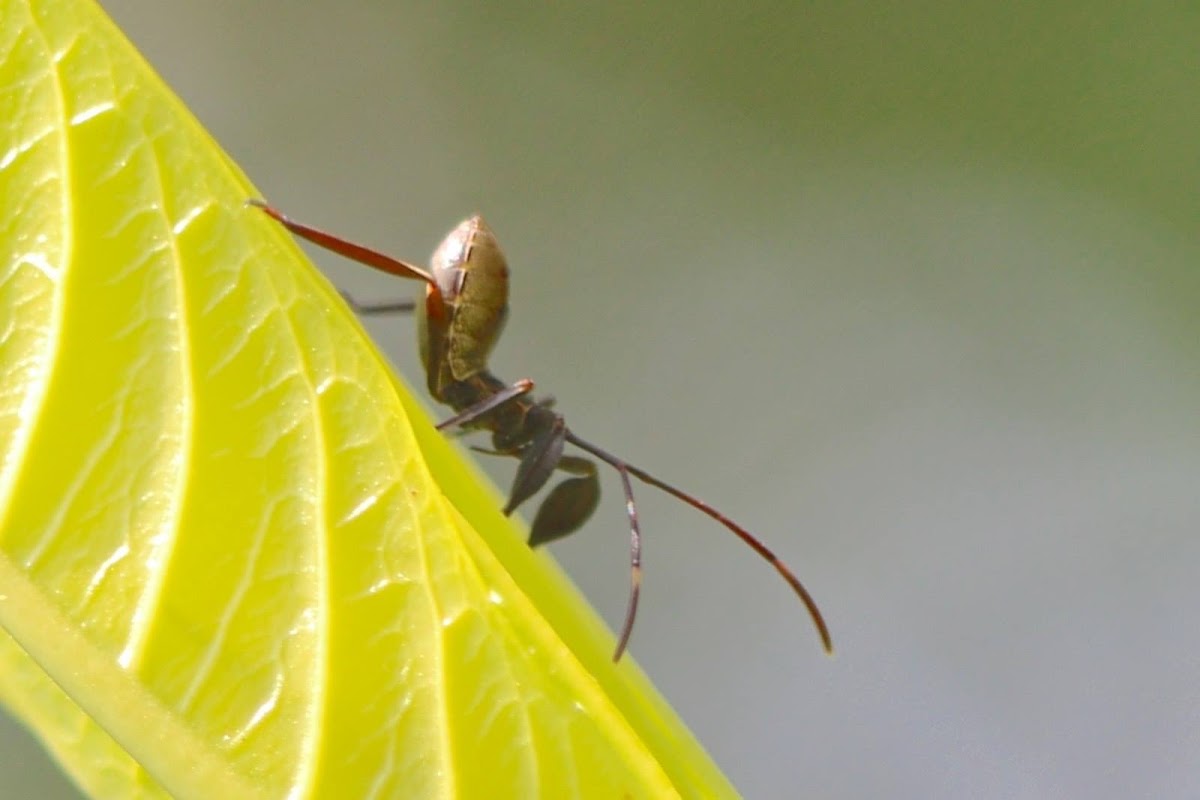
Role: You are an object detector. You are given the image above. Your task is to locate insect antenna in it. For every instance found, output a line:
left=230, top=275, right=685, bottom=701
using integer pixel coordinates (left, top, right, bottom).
left=564, top=430, right=833, bottom=658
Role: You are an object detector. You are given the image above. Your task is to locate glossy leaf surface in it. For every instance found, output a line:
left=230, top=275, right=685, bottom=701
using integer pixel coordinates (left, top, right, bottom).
left=0, top=0, right=737, bottom=796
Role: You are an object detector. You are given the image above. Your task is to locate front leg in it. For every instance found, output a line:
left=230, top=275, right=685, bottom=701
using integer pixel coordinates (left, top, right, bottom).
left=434, top=379, right=535, bottom=431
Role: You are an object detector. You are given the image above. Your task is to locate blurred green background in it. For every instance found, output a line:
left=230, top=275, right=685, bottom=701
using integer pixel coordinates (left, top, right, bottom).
left=6, top=1, right=1199, bottom=797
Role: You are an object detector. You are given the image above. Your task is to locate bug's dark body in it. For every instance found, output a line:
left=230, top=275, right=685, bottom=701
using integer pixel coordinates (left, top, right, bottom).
left=440, top=367, right=601, bottom=547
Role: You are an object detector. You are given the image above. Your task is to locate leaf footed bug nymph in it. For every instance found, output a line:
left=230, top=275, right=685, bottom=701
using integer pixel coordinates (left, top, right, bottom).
left=249, top=199, right=832, bottom=661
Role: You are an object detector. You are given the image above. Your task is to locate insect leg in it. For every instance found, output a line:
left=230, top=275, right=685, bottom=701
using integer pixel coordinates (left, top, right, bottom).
left=471, top=448, right=600, bottom=546
left=434, top=379, right=535, bottom=431
left=534, top=431, right=644, bottom=661
left=339, top=291, right=417, bottom=315
left=248, top=199, right=436, bottom=285
left=608, top=459, right=642, bottom=662
left=503, top=417, right=567, bottom=517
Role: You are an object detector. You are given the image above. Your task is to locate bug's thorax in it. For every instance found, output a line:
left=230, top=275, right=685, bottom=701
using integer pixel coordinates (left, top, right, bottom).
left=441, top=370, right=558, bottom=444
left=418, top=215, right=510, bottom=398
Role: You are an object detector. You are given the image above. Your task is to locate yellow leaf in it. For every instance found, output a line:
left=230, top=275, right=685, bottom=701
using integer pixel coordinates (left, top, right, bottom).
left=0, top=0, right=739, bottom=797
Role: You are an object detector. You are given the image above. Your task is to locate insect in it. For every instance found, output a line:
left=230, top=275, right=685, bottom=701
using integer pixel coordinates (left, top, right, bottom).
left=249, top=199, right=832, bottom=661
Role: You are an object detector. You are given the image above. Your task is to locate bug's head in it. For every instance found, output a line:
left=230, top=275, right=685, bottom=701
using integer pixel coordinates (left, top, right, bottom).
left=421, top=216, right=511, bottom=381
